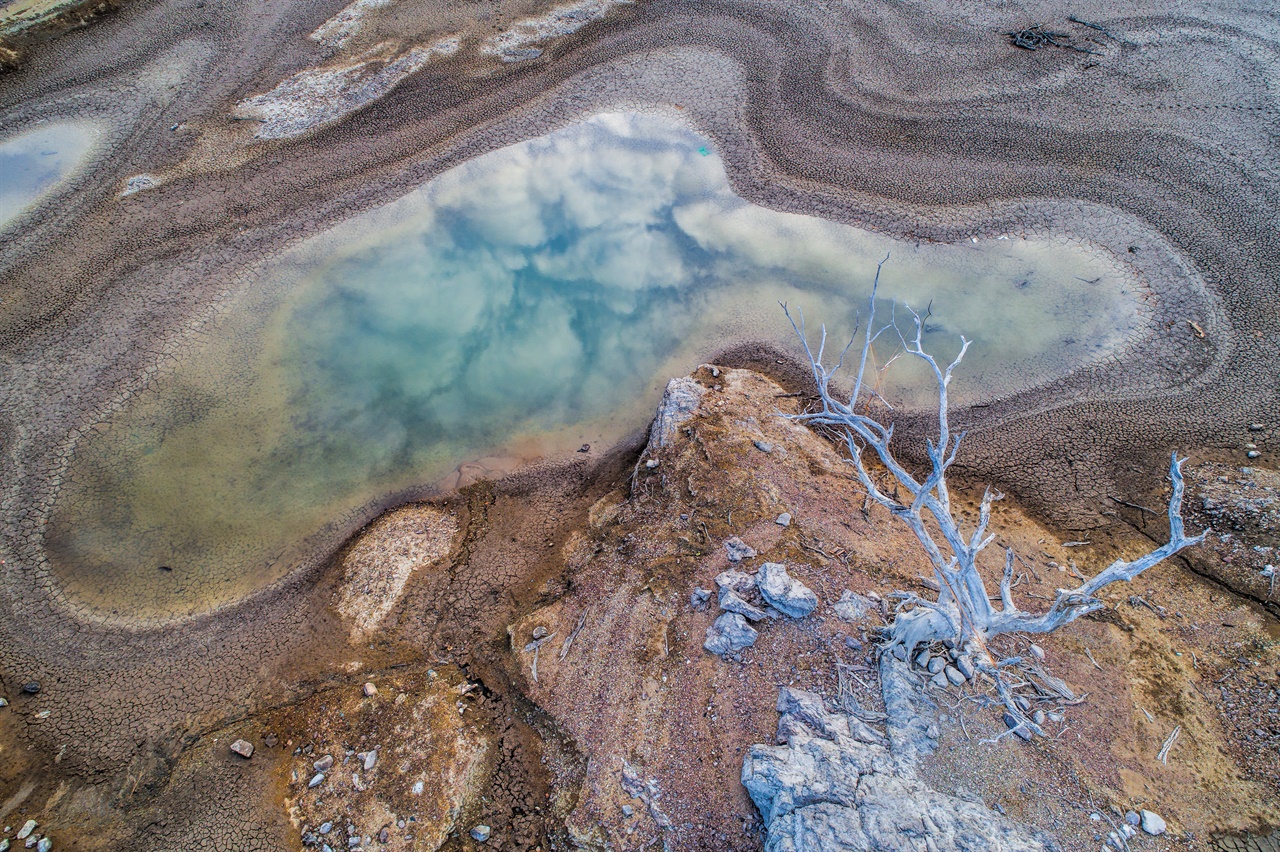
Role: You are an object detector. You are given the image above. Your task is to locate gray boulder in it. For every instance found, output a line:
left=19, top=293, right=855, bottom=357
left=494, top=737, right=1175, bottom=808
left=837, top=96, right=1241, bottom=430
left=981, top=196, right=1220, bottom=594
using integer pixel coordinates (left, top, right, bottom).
left=743, top=686, right=1053, bottom=852
left=757, top=563, right=818, bottom=618
left=704, top=612, right=758, bottom=656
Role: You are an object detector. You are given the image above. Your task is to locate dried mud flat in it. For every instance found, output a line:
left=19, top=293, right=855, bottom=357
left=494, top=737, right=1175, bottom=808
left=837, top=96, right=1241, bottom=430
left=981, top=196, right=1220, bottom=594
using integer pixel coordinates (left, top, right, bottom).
left=1, top=0, right=1279, bottom=848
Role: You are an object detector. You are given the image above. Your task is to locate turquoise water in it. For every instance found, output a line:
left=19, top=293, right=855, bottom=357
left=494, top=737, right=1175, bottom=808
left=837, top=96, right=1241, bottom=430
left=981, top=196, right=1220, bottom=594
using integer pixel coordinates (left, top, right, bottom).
left=0, top=122, right=99, bottom=230
left=49, top=112, right=1147, bottom=618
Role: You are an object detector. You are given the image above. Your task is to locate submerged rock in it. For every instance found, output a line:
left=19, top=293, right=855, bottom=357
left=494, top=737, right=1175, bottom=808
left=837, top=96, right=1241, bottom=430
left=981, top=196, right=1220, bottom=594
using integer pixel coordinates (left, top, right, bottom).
left=704, top=612, right=758, bottom=656
left=757, top=563, right=818, bottom=618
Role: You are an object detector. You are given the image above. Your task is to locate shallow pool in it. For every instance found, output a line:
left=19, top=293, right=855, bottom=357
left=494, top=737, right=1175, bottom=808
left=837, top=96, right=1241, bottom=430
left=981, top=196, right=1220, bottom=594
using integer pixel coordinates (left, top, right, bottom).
left=48, top=112, right=1147, bottom=619
left=0, top=121, right=99, bottom=230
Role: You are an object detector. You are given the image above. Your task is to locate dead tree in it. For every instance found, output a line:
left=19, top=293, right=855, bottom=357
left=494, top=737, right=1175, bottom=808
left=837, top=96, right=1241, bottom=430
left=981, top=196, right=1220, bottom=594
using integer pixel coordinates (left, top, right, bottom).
left=782, top=258, right=1204, bottom=734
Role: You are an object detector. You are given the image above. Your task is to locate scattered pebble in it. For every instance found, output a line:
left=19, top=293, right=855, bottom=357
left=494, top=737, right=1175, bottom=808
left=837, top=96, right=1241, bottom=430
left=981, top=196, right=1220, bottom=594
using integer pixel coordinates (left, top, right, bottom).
left=470, top=825, right=491, bottom=842
left=36, top=839, right=51, bottom=852
left=622, top=805, right=634, bottom=817
left=753, top=440, right=773, bottom=453
left=1247, top=450, right=1261, bottom=459
left=775, top=512, right=792, bottom=527
left=944, top=665, right=966, bottom=686
left=314, top=754, right=334, bottom=771
left=320, top=822, right=333, bottom=834
left=229, top=739, right=254, bottom=759
left=926, top=657, right=945, bottom=675
left=690, top=587, right=711, bottom=610
left=1125, top=811, right=1141, bottom=826
left=956, top=655, right=976, bottom=679
left=1029, top=644, right=1045, bottom=661
left=1249, top=423, right=1264, bottom=431
left=308, top=772, right=326, bottom=788
left=21, top=683, right=39, bottom=695
left=644, top=459, right=660, bottom=469
left=1140, top=810, right=1166, bottom=836
left=17, top=821, right=37, bottom=840
left=362, top=682, right=378, bottom=697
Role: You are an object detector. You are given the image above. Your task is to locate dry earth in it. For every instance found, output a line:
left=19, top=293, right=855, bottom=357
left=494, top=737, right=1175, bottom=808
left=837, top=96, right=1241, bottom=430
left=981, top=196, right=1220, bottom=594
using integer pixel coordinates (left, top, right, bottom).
left=1, top=0, right=1279, bottom=848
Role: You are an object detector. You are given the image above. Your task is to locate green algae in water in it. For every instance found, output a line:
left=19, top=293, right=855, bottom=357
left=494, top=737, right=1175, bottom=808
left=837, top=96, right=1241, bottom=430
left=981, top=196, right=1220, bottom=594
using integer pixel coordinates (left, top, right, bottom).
left=48, top=112, right=1147, bottom=619
left=0, top=122, right=99, bottom=230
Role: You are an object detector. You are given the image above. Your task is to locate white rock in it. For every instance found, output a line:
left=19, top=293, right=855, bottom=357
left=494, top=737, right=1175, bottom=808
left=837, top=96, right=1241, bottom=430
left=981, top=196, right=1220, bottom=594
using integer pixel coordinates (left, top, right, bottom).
left=1140, top=810, right=1166, bottom=836
left=308, top=772, right=326, bottom=788
left=775, top=513, right=792, bottom=527
left=17, top=822, right=36, bottom=841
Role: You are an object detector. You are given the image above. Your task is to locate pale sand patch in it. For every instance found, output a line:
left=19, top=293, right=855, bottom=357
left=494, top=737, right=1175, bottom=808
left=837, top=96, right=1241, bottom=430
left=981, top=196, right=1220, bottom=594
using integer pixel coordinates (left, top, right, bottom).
left=481, top=0, right=632, bottom=61
left=337, top=504, right=458, bottom=640
left=232, top=37, right=460, bottom=139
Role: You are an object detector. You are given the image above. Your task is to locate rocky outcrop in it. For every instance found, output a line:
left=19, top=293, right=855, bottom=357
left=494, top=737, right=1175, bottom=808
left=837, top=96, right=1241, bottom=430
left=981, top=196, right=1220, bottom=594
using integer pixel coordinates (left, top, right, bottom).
left=742, top=686, right=1053, bottom=852
left=646, top=377, right=707, bottom=451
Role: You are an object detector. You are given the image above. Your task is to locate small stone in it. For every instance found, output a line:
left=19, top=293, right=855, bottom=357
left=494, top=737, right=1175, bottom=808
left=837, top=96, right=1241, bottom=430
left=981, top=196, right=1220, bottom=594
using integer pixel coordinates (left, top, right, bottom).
left=0, top=839, right=8, bottom=851
left=313, top=754, right=334, bottom=771
left=1029, top=644, right=1045, bottom=661
left=927, top=657, right=945, bottom=675
left=690, top=587, right=712, bottom=610
left=308, top=773, right=326, bottom=788
left=622, top=805, right=634, bottom=817
left=36, top=840, right=50, bottom=852
left=21, top=683, right=39, bottom=695
left=956, top=655, right=976, bottom=679
left=1031, top=709, right=1046, bottom=726
left=753, top=440, right=773, bottom=453
left=363, top=751, right=376, bottom=771
left=944, top=665, right=966, bottom=686
left=230, top=739, right=254, bottom=758
left=0, top=698, right=7, bottom=707
left=644, top=459, right=660, bottom=469
left=724, top=537, right=757, bottom=563
left=718, top=586, right=770, bottom=621
left=833, top=590, right=872, bottom=622
left=843, top=635, right=862, bottom=651
left=1003, top=712, right=1032, bottom=740
left=913, top=650, right=931, bottom=669
left=532, top=626, right=549, bottom=639
left=1140, top=810, right=1166, bottom=836
left=470, top=825, right=491, bottom=842
left=756, top=562, right=818, bottom=618
left=1124, top=811, right=1141, bottom=826
left=264, top=735, right=278, bottom=748
left=320, top=823, right=333, bottom=835
left=715, top=569, right=756, bottom=597
left=929, top=672, right=948, bottom=689
left=17, top=822, right=37, bottom=840
left=362, top=682, right=378, bottom=697
left=1247, top=450, right=1261, bottom=459
left=703, top=612, right=758, bottom=656
left=378, top=828, right=389, bottom=844
left=775, top=512, right=792, bottom=527
left=1249, top=423, right=1265, bottom=431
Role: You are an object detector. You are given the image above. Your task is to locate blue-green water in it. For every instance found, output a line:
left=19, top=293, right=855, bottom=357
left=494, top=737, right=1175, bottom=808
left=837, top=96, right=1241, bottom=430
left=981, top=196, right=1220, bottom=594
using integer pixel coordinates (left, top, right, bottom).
left=0, top=122, right=99, bottom=230
left=49, top=112, right=1147, bottom=618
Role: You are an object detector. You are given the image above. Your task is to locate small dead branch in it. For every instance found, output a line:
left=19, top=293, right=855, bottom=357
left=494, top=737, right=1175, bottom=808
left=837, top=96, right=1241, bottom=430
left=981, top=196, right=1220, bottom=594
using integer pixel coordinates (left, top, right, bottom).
left=1157, top=725, right=1181, bottom=763
left=1084, top=647, right=1104, bottom=671
left=559, top=611, right=588, bottom=660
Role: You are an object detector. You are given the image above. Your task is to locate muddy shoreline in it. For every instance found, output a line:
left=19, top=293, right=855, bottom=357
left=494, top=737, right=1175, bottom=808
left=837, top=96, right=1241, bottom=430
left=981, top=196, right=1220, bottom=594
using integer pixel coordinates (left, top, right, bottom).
left=0, top=0, right=1277, bottom=847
